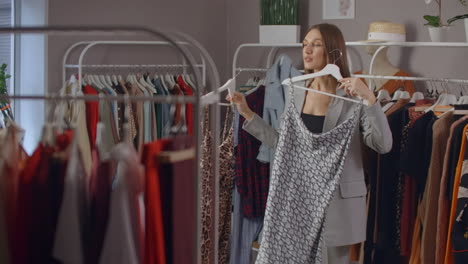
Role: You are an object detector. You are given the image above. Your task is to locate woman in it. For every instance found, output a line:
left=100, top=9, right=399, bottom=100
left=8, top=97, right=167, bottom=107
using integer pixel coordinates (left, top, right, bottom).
left=228, top=23, right=392, bottom=263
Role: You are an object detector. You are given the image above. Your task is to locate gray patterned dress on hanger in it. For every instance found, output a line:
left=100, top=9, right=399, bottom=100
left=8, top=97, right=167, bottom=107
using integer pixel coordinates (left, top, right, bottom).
left=255, top=86, right=362, bottom=264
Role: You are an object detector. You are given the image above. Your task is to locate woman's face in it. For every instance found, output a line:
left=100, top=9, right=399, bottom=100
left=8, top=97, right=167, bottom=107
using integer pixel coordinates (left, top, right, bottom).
left=302, top=29, right=327, bottom=72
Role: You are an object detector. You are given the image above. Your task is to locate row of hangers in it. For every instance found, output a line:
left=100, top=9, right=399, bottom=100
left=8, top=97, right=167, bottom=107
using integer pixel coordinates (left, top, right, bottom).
left=81, top=72, right=196, bottom=92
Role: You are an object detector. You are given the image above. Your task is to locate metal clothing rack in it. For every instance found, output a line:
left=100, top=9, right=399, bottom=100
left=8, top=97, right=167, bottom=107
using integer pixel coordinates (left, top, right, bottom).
left=0, top=26, right=222, bottom=264
left=62, top=40, right=208, bottom=87
left=232, top=42, right=468, bottom=88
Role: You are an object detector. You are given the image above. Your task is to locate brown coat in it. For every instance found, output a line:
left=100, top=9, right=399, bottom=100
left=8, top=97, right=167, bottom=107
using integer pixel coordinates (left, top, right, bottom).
left=420, top=112, right=454, bottom=264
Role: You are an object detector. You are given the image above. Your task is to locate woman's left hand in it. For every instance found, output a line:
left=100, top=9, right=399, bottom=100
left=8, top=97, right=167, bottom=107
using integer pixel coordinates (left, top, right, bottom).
left=338, top=77, right=377, bottom=105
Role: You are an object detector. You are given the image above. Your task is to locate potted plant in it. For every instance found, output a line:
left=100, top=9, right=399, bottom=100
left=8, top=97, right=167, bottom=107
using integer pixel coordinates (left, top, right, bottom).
left=0, top=63, right=13, bottom=124
left=446, top=1, right=468, bottom=42
left=259, top=0, right=300, bottom=43
left=424, top=0, right=468, bottom=42
left=423, top=0, right=451, bottom=41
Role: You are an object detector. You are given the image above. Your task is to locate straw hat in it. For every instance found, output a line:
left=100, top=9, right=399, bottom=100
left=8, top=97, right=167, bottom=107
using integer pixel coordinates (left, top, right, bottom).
left=360, top=21, right=406, bottom=42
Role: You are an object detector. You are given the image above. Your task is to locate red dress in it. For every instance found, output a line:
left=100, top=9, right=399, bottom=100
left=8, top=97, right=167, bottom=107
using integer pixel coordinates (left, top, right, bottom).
left=141, top=140, right=171, bottom=264
left=177, top=76, right=194, bottom=135
left=83, top=85, right=100, bottom=150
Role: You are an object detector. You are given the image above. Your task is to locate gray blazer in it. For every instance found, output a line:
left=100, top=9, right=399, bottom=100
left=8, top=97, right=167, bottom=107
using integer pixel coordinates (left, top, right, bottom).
left=243, top=83, right=392, bottom=246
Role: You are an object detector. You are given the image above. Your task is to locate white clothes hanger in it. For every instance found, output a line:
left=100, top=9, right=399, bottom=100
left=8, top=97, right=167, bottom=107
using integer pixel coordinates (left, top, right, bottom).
left=285, top=49, right=344, bottom=85
left=105, top=75, right=113, bottom=87
left=279, top=49, right=367, bottom=104
left=456, top=95, right=468, bottom=105
left=99, top=75, right=111, bottom=88
left=285, top=63, right=344, bottom=85
left=139, top=76, right=157, bottom=93
left=410, top=91, right=425, bottom=103
left=286, top=82, right=366, bottom=105
left=391, top=90, right=402, bottom=100
left=377, top=89, right=391, bottom=101
left=111, top=75, right=119, bottom=86
left=400, top=91, right=410, bottom=100
left=184, top=74, right=196, bottom=89
left=424, top=93, right=457, bottom=113
left=92, top=75, right=105, bottom=90
left=165, top=73, right=176, bottom=88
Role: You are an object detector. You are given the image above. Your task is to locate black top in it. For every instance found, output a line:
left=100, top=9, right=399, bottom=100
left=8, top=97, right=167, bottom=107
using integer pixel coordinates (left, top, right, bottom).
left=301, top=113, right=325, bottom=134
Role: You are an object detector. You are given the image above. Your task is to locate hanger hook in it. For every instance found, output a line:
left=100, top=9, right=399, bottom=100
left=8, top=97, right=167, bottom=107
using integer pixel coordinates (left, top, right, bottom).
left=329, top=49, right=343, bottom=65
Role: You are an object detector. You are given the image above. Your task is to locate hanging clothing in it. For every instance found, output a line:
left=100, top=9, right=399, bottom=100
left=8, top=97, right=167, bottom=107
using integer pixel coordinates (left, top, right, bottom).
left=200, top=107, right=215, bottom=264
left=53, top=134, right=87, bottom=264
left=256, top=85, right=361, bottom=263
left=141, top=140, right=168, bottom=264
left=436, top=116, right=468, bottom=264
left=99, top=142, right=145, bottom=264
left=98, top=93, right=118, bottom=152
left=177, top=76, right=194, bottom=135
left=229, top=186, right=264, bottom=264
left=452, top=155, right=468, bottom=263
left=0, top=125, right=27, bottom=264
left=218, top=109, right=235, bottom=264
left=420, top=112, right=454, bottom=264
left=355, top=70, right=415, bottom=96
left=85, top=150, right=115, bottom=264
left=158, top=136, right=195, bottom=264
left=373, top=101, right=413, bottom=263
left=83, top=85, right=100, bottom=151
left=444, top=123, right=468, bottom=264
left=257, top=54, right=302, bottom=163
left=235, top=85, right=270, bottom=218
left=244, top=85, right=392, bottom=249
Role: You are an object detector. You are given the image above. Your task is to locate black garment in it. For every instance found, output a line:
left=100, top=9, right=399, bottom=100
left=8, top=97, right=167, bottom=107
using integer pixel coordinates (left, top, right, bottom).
left=300, top=113, right=325, bottom=133
left=400, top=111, right=436, bottom=196
left=373, top=103, right=413, bottom=264
left=447, top=119, right=468, bottom=201
left=159, top=136, right=195, bottom=264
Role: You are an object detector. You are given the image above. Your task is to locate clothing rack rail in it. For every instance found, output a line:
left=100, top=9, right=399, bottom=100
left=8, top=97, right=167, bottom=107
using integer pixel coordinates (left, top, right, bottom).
left=62, top=40, right=208, bottom=88
left=0, top=25, right=222, bottom=264
left=232, top=42, right=468, bottom=87
left=0, top=94, right=197, bottom=103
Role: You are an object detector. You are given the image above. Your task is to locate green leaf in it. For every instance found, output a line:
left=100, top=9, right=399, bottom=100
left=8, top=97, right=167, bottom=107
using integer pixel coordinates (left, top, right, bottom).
left=423, top=15, right=441, bottom=27
left=447, top=14, right=468, bottom=25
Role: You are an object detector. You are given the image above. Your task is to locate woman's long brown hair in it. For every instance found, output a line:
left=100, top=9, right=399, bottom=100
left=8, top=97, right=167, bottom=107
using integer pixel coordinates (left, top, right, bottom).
left=306, top=23, right=351, bottom=78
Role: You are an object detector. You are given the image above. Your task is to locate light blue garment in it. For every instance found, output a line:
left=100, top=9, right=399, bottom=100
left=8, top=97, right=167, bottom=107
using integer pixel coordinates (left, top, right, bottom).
left=233, top=110, right=240, bottom=147
left=103, top=87, right=119, bottom=139
left=153, top=78, right=170, bottom=138
left=229, top=186, right=263, bottom=264
left=139, top=85, right=152, bottom=143
left=257, top=55, right=302, bottom=163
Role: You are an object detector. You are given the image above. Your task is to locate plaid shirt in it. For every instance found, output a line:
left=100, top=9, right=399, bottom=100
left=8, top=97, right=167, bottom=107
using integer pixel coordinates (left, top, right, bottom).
left=235, top=85, right=270, bottom=218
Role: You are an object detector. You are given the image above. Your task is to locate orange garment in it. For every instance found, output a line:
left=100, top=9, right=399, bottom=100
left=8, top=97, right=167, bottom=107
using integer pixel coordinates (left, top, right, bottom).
left=141, top=140, right=170, bottom=264
left=355, top=70, right=415, bottom=96
left=349, top=243, right=360, bottom=261
left=443, top=124, right=468, bottom=264
left=409, top=202, right=422, bottom=264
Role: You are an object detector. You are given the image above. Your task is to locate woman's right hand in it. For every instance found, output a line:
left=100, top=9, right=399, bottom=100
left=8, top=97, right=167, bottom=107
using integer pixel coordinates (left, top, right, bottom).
left=226, top=91, right=255, bottom=121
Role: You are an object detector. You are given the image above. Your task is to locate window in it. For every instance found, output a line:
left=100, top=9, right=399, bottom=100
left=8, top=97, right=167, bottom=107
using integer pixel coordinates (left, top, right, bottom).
left=0, top=0, right=13, bottom=94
